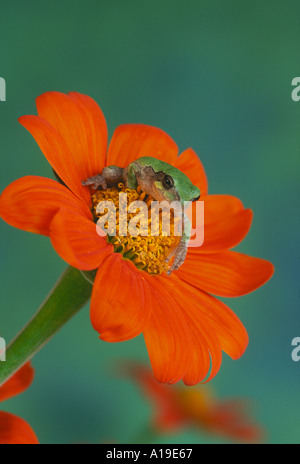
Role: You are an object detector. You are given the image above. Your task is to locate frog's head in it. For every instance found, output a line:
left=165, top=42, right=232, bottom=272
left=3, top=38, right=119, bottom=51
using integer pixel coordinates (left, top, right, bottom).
left=136, top=156, right=200, bottom=204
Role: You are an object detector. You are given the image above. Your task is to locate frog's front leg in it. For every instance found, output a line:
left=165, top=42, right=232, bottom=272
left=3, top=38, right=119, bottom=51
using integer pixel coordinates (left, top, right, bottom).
left=82, top=166, right=125, bottom=190
left=167, top=213, right=191, bottom=275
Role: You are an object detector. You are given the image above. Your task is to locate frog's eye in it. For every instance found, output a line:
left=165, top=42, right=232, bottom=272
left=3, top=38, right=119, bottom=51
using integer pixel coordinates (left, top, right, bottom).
left=162, top=175, right=174, bottom=190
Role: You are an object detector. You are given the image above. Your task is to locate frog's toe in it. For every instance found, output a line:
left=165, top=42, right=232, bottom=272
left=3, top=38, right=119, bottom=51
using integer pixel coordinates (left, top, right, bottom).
left=82, top=174, right=107, bottom=190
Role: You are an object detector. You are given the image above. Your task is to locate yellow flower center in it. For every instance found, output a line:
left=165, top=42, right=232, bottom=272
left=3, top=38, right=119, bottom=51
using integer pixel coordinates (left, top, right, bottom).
left=91, top=184, right=180, bottom=275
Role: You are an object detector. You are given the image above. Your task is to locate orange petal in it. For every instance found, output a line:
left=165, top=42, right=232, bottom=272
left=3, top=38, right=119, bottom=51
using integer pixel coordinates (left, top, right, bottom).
left=142, top=277, right=195, bottom=384
left=174, top=277, right=248, bottom=360
left=177, top=250, right=275, bottom=297
left=158, top=275, right=248, bottom=384
left=0, top=363, right=34, bottom=403
left=174, top=148, right=208, bottom=196
left=36, top=91, right=107, bottom=181
left=90, top=254, right=153, bottom=342
left=183, top=325, right=222, bottom=385
left=0, top=176, right=90, bottom=236
left=161, top=278, right=216, bottom=385
left=106, top=124, right=178, bottom=167
left=198, top=194, right=253, bottom=253
left=50, top=208, right=112, bottom=271
left=0, top=412, right=39, bottom=444
left=157, top=277, right=219, bottom=384
left=19, top=115, right=91, bottom=204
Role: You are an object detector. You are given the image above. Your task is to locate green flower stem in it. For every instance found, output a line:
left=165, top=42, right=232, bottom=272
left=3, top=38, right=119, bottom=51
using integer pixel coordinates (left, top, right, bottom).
left=0, top=266, right=93, bottom=386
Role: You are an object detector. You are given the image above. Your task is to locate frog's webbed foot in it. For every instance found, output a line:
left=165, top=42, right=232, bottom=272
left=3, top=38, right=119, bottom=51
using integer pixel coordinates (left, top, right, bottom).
left=166, top=241, right=188, bottom=275
left=82, top=174, right=107, bottom=190
left=165, top=247, right=176, bottom=263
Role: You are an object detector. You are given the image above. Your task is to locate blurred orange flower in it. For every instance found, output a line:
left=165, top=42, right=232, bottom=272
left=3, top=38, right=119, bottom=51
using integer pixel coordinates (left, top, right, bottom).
left=0, top=92, right=274, bottom=384
left=125, top=363, right=263, bottom=443
left=0, top=363, right=38, bottom=444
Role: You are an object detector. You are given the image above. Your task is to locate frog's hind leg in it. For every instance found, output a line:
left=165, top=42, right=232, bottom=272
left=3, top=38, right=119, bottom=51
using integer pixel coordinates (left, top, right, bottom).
left=166, top=212, right=191, bottom=275
left=166, top=239, right=188, bottom=275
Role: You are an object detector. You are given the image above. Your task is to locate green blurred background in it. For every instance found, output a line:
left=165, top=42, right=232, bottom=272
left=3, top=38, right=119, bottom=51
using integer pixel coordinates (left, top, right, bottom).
left=0, top=0, right=299, bottom=444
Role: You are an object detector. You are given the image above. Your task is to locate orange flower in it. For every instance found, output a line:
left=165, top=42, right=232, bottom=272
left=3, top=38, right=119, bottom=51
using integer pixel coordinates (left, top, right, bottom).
left=0, top=363, right=38, bottom=444
left=124, top=363, right=263, bottom=443
left=0, top=92, right=274, bottom=384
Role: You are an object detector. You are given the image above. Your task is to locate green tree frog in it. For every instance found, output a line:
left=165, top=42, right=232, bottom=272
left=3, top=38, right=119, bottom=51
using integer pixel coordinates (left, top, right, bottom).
left=82, top=156, right=200, bottom=274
